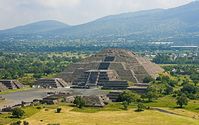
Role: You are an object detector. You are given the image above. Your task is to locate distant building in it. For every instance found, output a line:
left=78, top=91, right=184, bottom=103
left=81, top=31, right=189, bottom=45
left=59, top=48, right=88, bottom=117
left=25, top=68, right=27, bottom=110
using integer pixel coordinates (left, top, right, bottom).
left=34, top=78, right=68, bottom=88
left=0, top=80, right=24, bottom=90
left=82, top=95, right=109, bottom=107
left=128, top=83, right=149, bottom=94
left=107, top=91, right=123, bottom=102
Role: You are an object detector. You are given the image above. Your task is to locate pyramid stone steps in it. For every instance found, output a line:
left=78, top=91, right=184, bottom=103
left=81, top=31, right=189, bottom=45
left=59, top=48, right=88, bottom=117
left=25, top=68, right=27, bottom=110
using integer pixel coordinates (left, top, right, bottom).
left=0, top=80, right=24, bottom=90
left=35, top=78, right=68, bottom=88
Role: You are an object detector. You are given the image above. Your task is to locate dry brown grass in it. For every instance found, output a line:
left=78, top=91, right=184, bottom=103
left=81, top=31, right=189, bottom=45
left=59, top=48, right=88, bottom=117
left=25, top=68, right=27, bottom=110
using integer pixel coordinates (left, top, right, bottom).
left=24, top=106, right=199, bottom=125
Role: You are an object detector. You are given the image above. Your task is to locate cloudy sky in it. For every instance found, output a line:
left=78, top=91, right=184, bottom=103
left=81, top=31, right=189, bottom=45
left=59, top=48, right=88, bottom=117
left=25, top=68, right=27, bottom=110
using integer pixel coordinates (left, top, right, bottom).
left=0, top=0, right=193, bottom=30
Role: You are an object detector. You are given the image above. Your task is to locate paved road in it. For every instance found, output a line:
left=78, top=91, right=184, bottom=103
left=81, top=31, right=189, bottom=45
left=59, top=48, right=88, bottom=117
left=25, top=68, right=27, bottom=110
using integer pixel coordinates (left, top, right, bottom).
left=0, top=88, right=107, bottom=110
left=0, top=89, right=49, bottom=109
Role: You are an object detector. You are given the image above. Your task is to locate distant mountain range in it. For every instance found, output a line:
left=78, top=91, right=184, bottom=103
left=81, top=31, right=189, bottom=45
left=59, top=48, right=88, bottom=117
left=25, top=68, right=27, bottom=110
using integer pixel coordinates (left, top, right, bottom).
left=0, top=1, right=199, bottom=45
left=0, top=20, right=70, bottom=34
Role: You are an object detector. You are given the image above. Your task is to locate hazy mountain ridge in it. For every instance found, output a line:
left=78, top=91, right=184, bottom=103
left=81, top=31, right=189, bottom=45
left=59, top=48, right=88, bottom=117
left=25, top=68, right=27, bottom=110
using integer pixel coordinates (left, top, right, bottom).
left=0, top=1, right=199, bottom=45
left=0, top=20, right=70, bottom=34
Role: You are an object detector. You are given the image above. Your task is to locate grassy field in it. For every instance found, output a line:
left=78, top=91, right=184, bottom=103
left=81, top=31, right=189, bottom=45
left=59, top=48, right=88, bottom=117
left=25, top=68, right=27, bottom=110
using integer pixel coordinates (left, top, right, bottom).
left=23, top=106, right=199, bottom=125
left=145, top=96, right=199, bottom=113
left=1, top=100, right=199, bottom=125
left=1, top=95, right=199, bottom=125
left=0, top=106, right=41, bottom=125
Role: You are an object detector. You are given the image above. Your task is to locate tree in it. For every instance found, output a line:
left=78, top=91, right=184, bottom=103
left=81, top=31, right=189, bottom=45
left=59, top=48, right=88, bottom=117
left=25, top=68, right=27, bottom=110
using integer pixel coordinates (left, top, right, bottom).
left=190, top=73, right=199, bottom=86
left=122, top=101, right=129, bottom=110
left=136, top=103, right=145, bottom=112
left=12, top=108, right=25, bottom=118
left=181, top=84, right=198, bottom=99
left=176, top=94, right=188, bottom=108
left=164, top=85, right=173, bottom=95
left=143, top=76, right=154, bottom=83
left=33, top=73, right=42, bottom=79
left=181, top=84, right=198, bottom=94
left=74, top=96, right=85, bottom=109
left=117, top=91, right=141, bottom=104
left=145, top=86, right=158, bottom=102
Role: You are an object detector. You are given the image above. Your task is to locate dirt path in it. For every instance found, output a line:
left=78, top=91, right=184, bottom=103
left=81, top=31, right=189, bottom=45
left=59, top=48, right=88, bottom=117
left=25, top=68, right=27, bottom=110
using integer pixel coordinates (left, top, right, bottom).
left=151, top=107, right=199, bottom=120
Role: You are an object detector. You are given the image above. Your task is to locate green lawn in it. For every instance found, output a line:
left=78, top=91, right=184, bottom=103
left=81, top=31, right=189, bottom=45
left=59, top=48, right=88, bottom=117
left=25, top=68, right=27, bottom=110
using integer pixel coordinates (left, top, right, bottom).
left=145, top=96, right=199, bottom=113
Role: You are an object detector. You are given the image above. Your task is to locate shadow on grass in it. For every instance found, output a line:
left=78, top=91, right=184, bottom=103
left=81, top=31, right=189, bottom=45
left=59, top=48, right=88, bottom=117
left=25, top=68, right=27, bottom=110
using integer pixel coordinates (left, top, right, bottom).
left=134, top=109, right=144, bottom=112
left=173, top=106, right=186, bottom=109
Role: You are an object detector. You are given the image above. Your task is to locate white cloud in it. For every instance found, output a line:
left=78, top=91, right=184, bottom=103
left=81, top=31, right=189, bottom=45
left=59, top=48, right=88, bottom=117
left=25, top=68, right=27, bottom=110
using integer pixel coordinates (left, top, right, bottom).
left=0, top=0, right=193, bottom=29
left=37, top=0, right=80, bottom=8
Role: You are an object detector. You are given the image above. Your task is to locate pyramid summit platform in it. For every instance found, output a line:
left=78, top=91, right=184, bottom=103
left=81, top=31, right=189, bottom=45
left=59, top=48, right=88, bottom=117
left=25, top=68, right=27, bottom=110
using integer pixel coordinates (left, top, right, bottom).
left=59, top=48, right=164, bottom=89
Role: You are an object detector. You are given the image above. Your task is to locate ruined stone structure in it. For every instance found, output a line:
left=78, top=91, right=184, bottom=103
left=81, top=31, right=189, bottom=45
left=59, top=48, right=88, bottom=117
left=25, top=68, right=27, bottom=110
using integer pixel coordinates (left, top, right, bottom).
left=60, top=48, right=163, bottom=89
left=35, top=78, right=68, bottom=88
left=107, top=91, right=123, bottom=102
left=0, top=82, right=8, bottom=92
left=0, top=80, right=24, bottom=90
left=82, top=95, right=109, bottom=107
left=128, top=83, right=149, bottom=94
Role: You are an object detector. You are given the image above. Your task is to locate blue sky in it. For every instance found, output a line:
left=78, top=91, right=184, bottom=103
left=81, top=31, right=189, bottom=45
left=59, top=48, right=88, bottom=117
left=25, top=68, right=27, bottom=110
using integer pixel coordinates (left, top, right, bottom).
left=0, top=0, right=193, bottom=29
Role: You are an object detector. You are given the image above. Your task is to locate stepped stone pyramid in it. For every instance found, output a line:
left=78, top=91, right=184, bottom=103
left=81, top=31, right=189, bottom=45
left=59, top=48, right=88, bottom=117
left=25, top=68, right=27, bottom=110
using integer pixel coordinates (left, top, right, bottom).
left=35, top=78, right=68, bottom=88
left=59, top=48, right=164, bottom=89
left=0, top=80, right=24, bottom=90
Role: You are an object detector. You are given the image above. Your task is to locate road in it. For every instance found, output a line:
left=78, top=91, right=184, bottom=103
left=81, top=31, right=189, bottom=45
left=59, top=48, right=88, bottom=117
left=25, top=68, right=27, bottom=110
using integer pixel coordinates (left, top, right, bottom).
left=0, top=88, right=106, bottom=110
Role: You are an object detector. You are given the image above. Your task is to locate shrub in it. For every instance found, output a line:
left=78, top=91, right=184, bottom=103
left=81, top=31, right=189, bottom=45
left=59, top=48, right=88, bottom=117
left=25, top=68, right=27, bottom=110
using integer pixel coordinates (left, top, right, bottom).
left=36, top=106, right=42, bottom=109
left=10, top=121, right=21, bottom=125
left=56, top=108, right=62, bottom=113
left=11, top=108, right=25, bottom=118
left=143, top=76, right=154, bottom=83
left=23, top=121, right=29, bottom=125
left=122, top=101, right=129, bottom=110
left=74, top=96, right=85, bottom=108
left=136, top=103, right=145, bottom=112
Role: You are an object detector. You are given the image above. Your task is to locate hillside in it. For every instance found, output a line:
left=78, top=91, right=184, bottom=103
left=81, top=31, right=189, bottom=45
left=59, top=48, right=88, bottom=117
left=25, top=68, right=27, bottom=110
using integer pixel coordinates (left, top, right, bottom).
left=0, top=20, right=69, bottom=34
left=57, top=1, right=199, bottom=40
left=0, top=2, right=199, bottom=45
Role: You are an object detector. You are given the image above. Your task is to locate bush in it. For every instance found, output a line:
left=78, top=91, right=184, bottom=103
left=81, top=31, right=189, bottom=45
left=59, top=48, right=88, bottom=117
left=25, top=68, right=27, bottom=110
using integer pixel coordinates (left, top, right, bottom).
left=136, top=103, right=145, bottom=112
left=122, top=101, right=129, bottom=110
left=143, top=76, right=154, bottom=83
left=74, top=96, right=85, bottom=109
left=23, top=121, right=29, bottom=125
left=36, top=106, right=42, bottom=109
left=11, top=108, right=25, bottom=118
left=56, top=108, right=62, bottom=113
left=10, top=121, right=21, bottom=125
